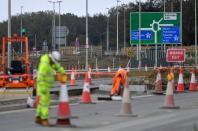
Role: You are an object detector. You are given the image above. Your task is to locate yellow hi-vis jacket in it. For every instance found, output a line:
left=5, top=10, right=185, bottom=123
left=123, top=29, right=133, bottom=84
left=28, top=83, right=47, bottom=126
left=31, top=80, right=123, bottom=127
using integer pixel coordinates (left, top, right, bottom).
left=36, top=54, right=65, bottom=90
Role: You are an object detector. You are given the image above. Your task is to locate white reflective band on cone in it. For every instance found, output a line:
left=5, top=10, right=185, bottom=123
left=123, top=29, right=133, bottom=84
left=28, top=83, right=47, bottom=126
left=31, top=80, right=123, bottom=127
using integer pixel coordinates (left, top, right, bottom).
left=71, top=72, right=75, bottom=80
left=127, top=67, right=130, bottom=72
left=88, top=71, right=91, bottom=78
left=145, top=66, right=148, bottom=71
left=190, top=73, right=196, bottom=83
left=83, top=82, right=90, bottom=92
left=178, top=73, right=184, bottom=83
left=108, top=67, right=111, bottom=72
left=166, top=81, right=173, bottom=95
left=122, top=87, right=130, bottom=103
left=60, top=84, right=69, bottom=102
left=156, top=73, right=161, bottom=82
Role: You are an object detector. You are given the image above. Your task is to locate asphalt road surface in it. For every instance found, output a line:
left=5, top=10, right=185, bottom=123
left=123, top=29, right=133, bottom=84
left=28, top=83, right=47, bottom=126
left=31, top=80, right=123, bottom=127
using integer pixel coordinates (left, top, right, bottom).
left=1, top=91, right=198, bottom=131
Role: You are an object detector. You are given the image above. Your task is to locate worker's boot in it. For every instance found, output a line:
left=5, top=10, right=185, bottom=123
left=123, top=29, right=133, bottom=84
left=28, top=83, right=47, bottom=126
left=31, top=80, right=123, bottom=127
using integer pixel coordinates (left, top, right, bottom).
left=35, top=116, right=41, bottom=124
left=40, top=119, right=50, bottom=126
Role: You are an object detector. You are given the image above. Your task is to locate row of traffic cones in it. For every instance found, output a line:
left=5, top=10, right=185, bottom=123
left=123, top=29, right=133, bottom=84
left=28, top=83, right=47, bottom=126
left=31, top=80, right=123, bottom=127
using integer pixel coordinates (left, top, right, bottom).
left=33, top=67, right=191, bottom=127
left=60, top=66, right=198, bottom=125
left=69, top=65, right=149, bottom=86
left=154, top=68, right=197, bottom=94
left=34, top=66, right=197, bottom=127
left=70, top=67, right=92, bottom=86
left=57, top=67, right=193, bottom=126
left=57, top=75, right=137, bottom=127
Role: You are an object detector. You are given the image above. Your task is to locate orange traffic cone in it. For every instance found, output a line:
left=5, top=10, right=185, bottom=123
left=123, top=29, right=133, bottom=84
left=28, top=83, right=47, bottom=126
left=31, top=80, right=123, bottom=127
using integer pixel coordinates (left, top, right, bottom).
left=81, top=73, right=93, bottom=104
left=161, top=80, right=180, bottom=109
left=108, top=66, right=111, bottom=72
left=160, top=65, right=163, bottom=69
left=56, top=84, right=72, bottom=126
left=96, top=65, right=98, bottom=71
left=88, top=65, right=92, bottom=72
left=176, top=68, right=185, bottom=92
left=118, top=84, right=137, bottom=117
left=145, top=64, right=148, bottom=72
left=138, top=63, right=141, bottom=71
left=119, top=64, right=122, bottom=69
left=88, top=70, right=92, bottom=85
left=153, top=69, right=164, bottom=95
left=189, top=68, right=197, bottom=91
left=70, top=69, right=76, bottom=86
left=127, top=66, right=130, bottom=73
left=95, top=65, right=99, bottom=78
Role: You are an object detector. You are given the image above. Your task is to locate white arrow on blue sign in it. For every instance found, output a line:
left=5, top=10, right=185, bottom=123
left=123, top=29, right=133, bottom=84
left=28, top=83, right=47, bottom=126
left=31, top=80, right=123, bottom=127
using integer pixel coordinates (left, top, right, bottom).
left=131, top=30, right=153, bottom=40
left=162, top=26, right=180, bottom=43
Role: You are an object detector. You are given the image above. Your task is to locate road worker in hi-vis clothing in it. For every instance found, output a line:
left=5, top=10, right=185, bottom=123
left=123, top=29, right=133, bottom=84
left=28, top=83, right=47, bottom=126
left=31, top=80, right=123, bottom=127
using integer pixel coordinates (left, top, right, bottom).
left=111, top=68, right=128, bottom=96
left=35, top=51, right=66, bottom=126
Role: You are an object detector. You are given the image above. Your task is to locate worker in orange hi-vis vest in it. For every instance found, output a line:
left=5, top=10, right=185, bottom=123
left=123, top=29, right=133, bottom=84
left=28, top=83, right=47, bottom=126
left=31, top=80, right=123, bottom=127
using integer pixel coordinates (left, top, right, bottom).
left=111, top=68, right=128, bottom=96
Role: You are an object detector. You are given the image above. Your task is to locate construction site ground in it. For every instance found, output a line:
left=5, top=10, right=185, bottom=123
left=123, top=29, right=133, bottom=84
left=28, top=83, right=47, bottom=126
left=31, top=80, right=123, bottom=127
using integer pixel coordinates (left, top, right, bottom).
left=0, top=90, right=198, bottom=131
left=1, top=72, right=198, bottom=131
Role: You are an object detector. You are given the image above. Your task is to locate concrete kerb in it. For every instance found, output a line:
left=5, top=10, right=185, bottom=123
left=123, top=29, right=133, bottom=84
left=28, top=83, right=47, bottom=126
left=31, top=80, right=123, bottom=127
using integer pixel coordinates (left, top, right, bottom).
left=97, top=84, right=148, bottom=98
left=98, top=84, right=148, bottom=92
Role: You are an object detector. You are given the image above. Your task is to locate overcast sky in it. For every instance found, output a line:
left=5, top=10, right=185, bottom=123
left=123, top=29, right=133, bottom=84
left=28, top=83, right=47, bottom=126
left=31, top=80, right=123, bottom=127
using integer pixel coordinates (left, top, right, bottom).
left=0, top=0, right=137, bottom=22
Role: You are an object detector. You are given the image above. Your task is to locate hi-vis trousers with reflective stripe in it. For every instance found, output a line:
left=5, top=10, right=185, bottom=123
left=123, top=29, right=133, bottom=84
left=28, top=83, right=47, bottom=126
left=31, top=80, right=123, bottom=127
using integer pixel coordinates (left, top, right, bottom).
left=36, top=83, right=51, bottom=119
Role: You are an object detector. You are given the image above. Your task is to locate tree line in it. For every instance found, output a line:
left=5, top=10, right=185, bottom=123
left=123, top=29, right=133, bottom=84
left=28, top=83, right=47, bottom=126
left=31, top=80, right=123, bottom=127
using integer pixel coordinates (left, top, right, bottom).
left=0, top=0, right=196, bottom=52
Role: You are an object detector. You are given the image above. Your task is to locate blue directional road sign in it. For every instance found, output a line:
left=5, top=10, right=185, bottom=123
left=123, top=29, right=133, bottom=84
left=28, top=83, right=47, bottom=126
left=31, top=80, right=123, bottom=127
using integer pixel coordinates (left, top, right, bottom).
left=131, top=30, right=153, bottom=41
left=162, top=26, right=180, bottom=43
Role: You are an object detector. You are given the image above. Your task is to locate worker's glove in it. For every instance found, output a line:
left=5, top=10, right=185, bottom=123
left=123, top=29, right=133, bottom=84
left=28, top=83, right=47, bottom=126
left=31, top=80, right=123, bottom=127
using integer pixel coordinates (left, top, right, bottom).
left=57, top=74, right=67, bottom=84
